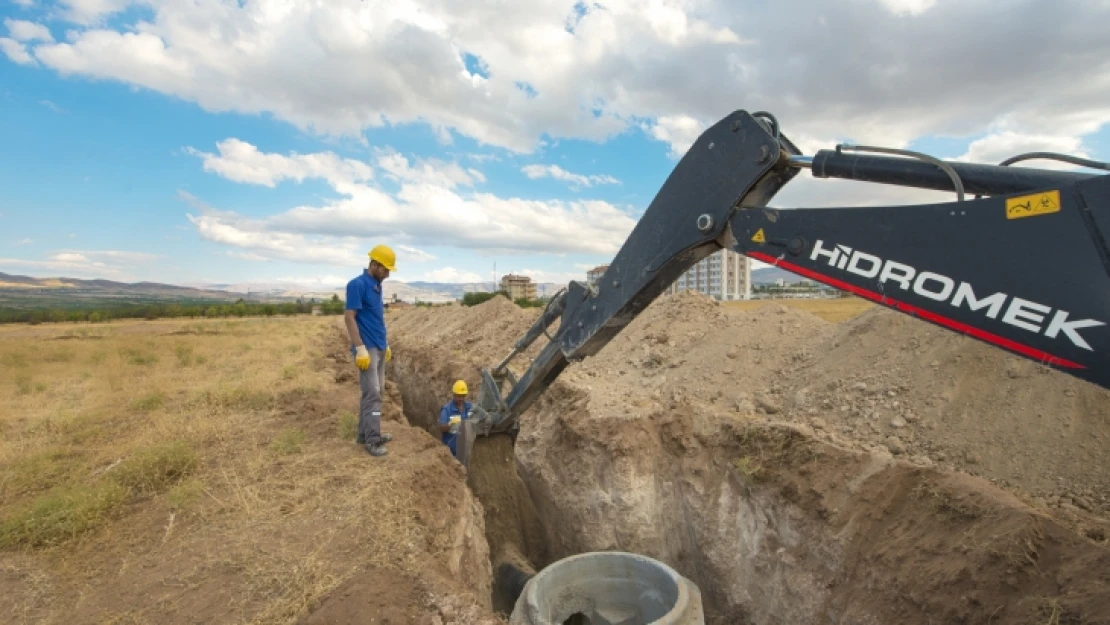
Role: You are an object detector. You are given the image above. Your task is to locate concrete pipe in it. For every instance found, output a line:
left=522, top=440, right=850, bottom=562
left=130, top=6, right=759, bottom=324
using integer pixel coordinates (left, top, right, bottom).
left=509, top=552, right=705, bottom=625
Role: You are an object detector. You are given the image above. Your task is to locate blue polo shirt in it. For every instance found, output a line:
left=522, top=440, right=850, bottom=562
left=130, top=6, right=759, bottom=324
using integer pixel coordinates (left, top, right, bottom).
left=439, top=399, right=472, bottom=457
left=345, top=270, right=387, bottom=350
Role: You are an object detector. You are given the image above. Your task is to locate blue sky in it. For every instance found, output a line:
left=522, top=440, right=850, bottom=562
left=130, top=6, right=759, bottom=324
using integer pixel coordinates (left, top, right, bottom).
left=2, top=0, right=1108, bottom=292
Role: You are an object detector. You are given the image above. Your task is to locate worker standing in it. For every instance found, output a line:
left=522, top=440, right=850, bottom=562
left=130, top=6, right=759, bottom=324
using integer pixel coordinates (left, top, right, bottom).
left=344, top=244, right=395, bottom=458
left=439, top=380, right=472, bottom=458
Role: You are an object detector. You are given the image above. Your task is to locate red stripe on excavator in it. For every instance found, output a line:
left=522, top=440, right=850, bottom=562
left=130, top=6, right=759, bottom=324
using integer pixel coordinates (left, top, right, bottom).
left=746, top=251, right=1086, bottom=370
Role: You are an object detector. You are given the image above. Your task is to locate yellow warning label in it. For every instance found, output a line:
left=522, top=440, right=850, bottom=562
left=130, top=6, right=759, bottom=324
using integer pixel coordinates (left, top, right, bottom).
left=1006, top=190, right=1061, bottom=220
left=751, top=228, right=766, bottom=243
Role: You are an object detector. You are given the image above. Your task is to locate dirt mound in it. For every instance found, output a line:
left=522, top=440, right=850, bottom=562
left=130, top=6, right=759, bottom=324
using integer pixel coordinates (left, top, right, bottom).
left=564, top=292, right=834, bottom=421
left=384, top=290, right=1110, bottom=623
left=558, top=292, right=1110, bottom=517
left=517, top=385, right=1110, bottom=624
left=779, top=306, right=1110, bottom=510
left=387, top=297, right=545, bottom=438
left=387, top=297, right=543, bottom=367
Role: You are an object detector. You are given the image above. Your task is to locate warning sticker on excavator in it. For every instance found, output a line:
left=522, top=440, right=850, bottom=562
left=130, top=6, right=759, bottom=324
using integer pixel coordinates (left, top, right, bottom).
left=1005, top=190, right=1061, bottom=220
left=751, top=228, right=766, bottom=243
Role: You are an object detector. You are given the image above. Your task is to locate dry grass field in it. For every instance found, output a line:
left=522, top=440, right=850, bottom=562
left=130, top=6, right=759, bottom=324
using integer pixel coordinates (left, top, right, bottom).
left=723, top=296, right=875, bottom=323
left=0, top=315, right=497, bottom=624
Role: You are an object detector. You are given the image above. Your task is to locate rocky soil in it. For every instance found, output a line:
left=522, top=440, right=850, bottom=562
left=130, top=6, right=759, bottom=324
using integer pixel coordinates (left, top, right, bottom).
left=386, top=292, right=1110, bottom=624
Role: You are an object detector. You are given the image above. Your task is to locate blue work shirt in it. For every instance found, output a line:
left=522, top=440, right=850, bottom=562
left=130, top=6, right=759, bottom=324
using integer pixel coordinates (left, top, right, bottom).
left=345, top=270, right=387, bottom=350
left=439, top=399, right=472, bottom=457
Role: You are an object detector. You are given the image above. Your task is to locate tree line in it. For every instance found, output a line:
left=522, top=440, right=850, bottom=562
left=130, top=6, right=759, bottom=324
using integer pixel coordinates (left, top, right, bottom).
left=0, top=291, right=556, bottom=325
left=0, top=298, right=330, bottom=325
left=461, top=291, right=547, bottom=308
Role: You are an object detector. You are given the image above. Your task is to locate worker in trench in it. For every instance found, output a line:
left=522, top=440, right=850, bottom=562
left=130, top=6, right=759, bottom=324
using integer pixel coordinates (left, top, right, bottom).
left=438, top=380, right=473, bottom=458
left=343, top=244, right=395, bottom=458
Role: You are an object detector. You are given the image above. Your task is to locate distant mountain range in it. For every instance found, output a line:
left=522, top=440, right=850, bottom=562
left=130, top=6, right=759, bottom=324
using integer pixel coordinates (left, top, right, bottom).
left=0, top=271, right=265, bottom=310
left=1, top=265, right=803, bottom=311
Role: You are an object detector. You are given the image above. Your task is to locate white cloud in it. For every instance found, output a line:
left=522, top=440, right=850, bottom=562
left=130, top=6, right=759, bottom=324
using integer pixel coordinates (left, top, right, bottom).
left=0, top=38, right=34, bottom=65
left=421, top=267, right=484, bottom=282
left=15, top=238, right=32, bottom=245
left=876, top=0, right=937, bottom=16
left=39, top=99, right=64, bottom=113
left=770, top=174, right=955, bottom=210
left=0, top=256, right=126, bottom=279
left=40, top=249, right=162, bottom=264
left=397, top=244, right=436, bottom=262
left=57, top=0, right=135, bottom=25
left=376, top=149, right=482, bottom=188
left=185, top=208, right=364, bottom=267
left=954, top=130, right=1092, bottom=170
left=521, top=164, right=619, bottom=189
left=647, top=115, right=706, bottom=159
left=505, top=267, right=581, bottom=285
left=83, top=250, right=162, bottom=263
left=183, top=139, right=638, bottom=264
left=227, top=251, right=271, bottom=262
left=4, top=19, right=53, bottom=42
left=184, top=139, right=374, bottom=187
left=12, top=0, right=1109, bottom=192
left=12, top=0, right=35, bottom=7
left=50, top=252, right=89, bottom=263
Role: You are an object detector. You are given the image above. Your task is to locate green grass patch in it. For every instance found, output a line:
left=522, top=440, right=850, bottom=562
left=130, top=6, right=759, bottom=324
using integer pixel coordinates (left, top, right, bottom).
left=131, top=391, right=166, bottom=413
left=2, top=352, right=29, bottom=369
left=120, top=347, right=158, bottom=366
left=43, top=349, right=73, bottom=363
left=166, top=478, right=205, bottom=512
left=111, top=440, right=198, bottom=495
left=190, top=387, right=274, bottom=412
left=1, top=447, right=88, bottom=499
left=175, top=344, right=195, bottom=366
left=0, top=481, right=128, bottom=549
left=269, top=428, right=305, bottom=455
left=337, top=412, right=358, bottom=440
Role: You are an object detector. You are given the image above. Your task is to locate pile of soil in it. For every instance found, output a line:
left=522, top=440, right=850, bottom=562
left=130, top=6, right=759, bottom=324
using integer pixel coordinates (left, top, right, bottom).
left=558, top=291, right=1110, bottom=517
left=385, top=291, right=1110, bottom=624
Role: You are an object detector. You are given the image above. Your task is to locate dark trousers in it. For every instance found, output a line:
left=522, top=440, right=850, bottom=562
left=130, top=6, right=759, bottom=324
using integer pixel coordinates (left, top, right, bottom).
left=358, top=347, right=385, bottom=445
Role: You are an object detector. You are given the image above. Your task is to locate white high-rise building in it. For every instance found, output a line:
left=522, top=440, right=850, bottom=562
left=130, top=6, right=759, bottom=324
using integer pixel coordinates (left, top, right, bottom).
left=667, top=249, right=751, bottom=300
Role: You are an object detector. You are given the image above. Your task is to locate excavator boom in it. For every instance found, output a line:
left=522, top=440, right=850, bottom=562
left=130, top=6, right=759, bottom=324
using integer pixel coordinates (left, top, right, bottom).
left=468, top=110, right=1110, bottom=441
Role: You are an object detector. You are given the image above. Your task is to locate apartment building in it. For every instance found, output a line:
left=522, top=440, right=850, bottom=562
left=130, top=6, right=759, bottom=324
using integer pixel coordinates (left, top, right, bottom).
left=499, top=274, right=537, bottom=301
left=586, top=264, right=609, bottom=285
left=666, top=248, right=752, bottom=300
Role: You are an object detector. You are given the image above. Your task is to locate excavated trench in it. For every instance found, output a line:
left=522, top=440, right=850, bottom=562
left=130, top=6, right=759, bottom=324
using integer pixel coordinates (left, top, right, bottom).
left=390, top=360, right=553, bottom=615
left=389, top=355, right=1110, bottom=625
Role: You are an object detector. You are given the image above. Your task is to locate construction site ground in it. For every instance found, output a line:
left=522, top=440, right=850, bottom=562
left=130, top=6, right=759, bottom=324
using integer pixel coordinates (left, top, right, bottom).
left=1, top=292, right=1108, bottom=624
left=387, top=293, right=1110, bottom=625
left=0, top=317, right=501, bottom=625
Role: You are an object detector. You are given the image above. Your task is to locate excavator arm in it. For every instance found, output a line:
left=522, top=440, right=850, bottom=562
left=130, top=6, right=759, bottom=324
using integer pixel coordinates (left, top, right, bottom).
left=468, top=109, right=1110, bottom=441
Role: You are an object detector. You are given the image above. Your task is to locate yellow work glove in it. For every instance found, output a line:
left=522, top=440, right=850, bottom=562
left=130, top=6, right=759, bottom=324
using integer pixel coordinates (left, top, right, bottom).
left=354, top=345, right=370, bottom=370
left=448, top=415, right=461, bottom=433
left=385, top=346, right=392, bottom=362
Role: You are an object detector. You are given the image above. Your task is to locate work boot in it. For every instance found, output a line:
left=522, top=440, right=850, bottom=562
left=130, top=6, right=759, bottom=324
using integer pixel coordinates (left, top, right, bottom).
left=365, top=442, right=388, bottom=457
left=379, top=433, right=393, bottom=443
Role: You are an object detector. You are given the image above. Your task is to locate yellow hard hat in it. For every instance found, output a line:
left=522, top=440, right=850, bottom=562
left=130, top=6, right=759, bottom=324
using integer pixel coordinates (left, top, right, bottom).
left=452, top=380, right=468, bottom=395
left=368, top=244, right=396, bottom=271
